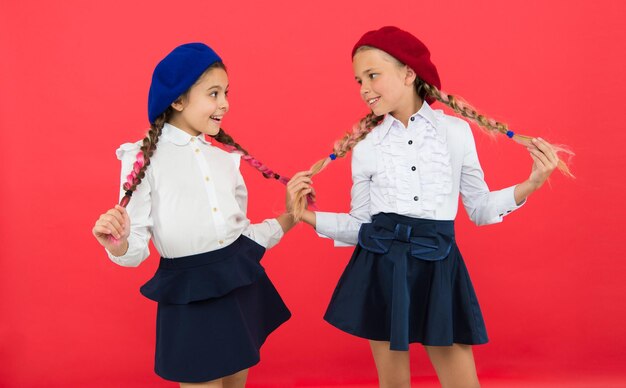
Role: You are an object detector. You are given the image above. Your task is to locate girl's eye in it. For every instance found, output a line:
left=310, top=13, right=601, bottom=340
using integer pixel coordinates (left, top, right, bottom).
left=356, top=79, right=362, bottom=85
left=209, top=91, right=218, bottom=97
left=369, top=73, right=378, bottom=79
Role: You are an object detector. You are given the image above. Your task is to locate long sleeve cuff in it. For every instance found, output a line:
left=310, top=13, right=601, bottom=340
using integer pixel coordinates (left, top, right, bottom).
left=493, top=185, right=526, bottom=221
left=243, top=218, right=284, bottom=249
left=105, top=239, right=148, bottom=268
left=315, top=211, right=360, bottom=247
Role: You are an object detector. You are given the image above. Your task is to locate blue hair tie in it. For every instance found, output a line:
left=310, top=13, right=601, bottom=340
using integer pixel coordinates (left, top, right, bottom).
left=506, top=130, right=515, bottom=138
left=329, top=153, right=337, bottom=160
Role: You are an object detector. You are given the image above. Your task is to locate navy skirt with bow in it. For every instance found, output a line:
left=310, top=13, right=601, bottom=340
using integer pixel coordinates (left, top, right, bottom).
left=140, top=235, right=291, bottom=383
left=324, top=213, right=488, bottom=351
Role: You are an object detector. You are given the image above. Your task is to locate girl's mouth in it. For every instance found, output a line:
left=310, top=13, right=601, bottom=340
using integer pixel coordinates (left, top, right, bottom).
left=367, top=97, right=380, bottom=107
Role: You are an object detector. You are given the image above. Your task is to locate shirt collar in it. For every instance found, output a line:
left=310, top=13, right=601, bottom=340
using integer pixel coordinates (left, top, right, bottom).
left=162, top=123, right=211, bottom=146
left=376, top=101, right=442, bottom=142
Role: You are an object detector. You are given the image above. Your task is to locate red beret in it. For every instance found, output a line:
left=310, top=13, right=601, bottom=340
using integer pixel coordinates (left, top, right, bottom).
left=352, top=26, right=441, bottom=104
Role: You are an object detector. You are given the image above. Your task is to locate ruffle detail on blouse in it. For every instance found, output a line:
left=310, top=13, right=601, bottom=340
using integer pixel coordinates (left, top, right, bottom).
left=416, top=118, right=453, bottom=212
left=115, top=141, right=141, bottom=161
left=376, top=115, right=453, bottom=215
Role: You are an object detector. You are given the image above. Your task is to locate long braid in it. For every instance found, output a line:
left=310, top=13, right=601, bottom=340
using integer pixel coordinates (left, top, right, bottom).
left=212, top=128, right=290, bottom=185
left=292, top=112, right=383, bottom=220
left=422, top=82, right=574, bottom=178
left=119, top=112, right=168, bottom=207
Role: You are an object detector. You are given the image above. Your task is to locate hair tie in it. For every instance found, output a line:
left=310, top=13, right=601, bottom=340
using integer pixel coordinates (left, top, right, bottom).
left=506, top=130, right=515, bottom=138
left=329, top=153, right=337, bottom=160
left=119, top=190, right=134, bottom=208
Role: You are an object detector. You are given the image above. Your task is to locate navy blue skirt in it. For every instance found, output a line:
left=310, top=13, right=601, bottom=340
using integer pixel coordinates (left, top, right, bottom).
left=324, top=213, right=488, bottom=351
left=139, top=235, right=291, bottom=383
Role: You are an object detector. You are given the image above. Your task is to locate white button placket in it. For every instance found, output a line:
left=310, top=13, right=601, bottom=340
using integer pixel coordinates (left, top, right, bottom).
left=190, top=138, right=227, bottom=245
left=407, top=122, right=422, bottom=212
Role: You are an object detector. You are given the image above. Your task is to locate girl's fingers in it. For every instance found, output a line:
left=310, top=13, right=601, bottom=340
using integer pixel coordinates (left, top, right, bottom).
left=289, top=171, right=313, bottom=182
left=532, top=138, right=558, bottom=165
left=106, top=208, right=126, bottom=228
left=529, top=153, right=547, bottom=170
left=528, top=147, right=550, bottom=166
left=290, top=182, right=312, bottom=194
left=287, top=176, right=312, bottom=189
left=531, top=146, right=557, bottom=171
left=100, top=215, right=123, bottom=238
left=116, top=205, right=130, bottom=229
left=93, top=224, right=112, bottom=237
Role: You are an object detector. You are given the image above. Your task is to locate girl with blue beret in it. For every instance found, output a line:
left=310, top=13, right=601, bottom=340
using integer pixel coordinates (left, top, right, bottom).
left=92, top=42, right=304, bottom=386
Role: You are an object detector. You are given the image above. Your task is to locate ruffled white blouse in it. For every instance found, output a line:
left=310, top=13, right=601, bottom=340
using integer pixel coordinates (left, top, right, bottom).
left=316, top=101, right=524, bottom=246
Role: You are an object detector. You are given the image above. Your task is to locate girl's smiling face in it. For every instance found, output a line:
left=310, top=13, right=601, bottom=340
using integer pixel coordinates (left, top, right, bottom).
left=352, top=47, right=419, bottom=124
left=169, top=65, right=229, bottom=137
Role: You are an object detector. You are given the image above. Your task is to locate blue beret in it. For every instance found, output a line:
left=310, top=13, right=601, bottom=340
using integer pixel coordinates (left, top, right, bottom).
left=147, top=43, right=222, bottom=123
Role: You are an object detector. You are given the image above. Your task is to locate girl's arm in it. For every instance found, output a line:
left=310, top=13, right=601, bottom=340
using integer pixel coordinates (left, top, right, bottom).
left=460, top=124, right=525, bottom=226
left=93, top=143, right=153, bottom=267
left=235, top=167, right=288, bottom=249
left=460, top=126, right=557, bottom=225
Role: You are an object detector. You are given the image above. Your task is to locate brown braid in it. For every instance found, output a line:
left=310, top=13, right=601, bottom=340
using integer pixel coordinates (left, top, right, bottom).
left=119, top=109, right=170, bottom=207
left=212, top=128, right=286, bottom=180
left=212, top=128, right=250, bottom=156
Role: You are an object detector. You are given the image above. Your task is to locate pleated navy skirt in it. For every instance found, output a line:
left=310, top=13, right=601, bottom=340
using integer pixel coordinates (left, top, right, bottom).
left=324, top=213, right=488, bottom=351
left=139, top=235, right=291, bottom=383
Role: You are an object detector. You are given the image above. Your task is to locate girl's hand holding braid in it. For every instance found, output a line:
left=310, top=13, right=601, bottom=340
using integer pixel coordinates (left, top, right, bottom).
left=527, top=138, right=559, bottom=189
left=286, top=171, right=315, bottom=213
left=92, top=205, right=131, bottom=257
left=514, top=137, right=560, bottom=204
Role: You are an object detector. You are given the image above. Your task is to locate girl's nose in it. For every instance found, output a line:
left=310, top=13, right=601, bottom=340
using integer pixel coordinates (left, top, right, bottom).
left=361, top=86, right=370, bottom=98
left=220, top=99, right=229, bottom=112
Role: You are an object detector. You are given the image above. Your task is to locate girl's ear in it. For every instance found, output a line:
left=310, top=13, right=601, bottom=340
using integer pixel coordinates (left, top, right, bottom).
left=404, top=66, right=417, bottom=86
left=171, top=97, right=185, bottom=112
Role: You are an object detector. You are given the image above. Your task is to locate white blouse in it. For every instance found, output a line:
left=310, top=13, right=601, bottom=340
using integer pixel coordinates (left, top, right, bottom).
left=316, top=101, right=524, bottom=246
left=106, top=123, right=284, bottom=267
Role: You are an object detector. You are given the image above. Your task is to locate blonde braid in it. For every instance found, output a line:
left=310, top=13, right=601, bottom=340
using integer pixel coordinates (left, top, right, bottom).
left=423, top=82, right=574, bottom=178
left=292, top=112, right=383, bottom=220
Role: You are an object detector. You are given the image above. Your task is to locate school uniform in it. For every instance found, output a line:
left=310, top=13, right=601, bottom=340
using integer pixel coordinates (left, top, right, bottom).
left=106, top=123, right=290, bottom=382
left=315, top=102, right=524, bottom=351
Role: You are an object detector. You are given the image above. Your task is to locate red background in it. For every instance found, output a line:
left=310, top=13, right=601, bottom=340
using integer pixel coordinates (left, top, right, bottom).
left=1, top=1, right=625, bottom=387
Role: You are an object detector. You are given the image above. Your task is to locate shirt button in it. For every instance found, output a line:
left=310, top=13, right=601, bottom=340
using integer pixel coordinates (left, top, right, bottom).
left=410, top=117, right=415, bottom=121
left=190, top=138, right=195, bottom=142
left=212, top=207, right=218, bottom=212
left=218, top=240, right=224, bottom=245
left=195, top=148, right=200, bottom=153
left=414, top=196, right=419, bottom=201
left=408, top=140, right=413, bottom=145
left=205, top=176, right=210, bottom=182
left=411, top=166, right=416, bottom=171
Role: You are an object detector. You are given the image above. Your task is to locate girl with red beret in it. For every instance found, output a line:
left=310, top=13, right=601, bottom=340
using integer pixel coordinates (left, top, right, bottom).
left=287, top=26, right=571, bottom=387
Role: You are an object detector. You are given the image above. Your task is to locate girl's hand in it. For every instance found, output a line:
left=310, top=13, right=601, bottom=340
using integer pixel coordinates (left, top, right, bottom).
left=286, top=170, right=314, bottom=213
left=527, top=137, right=559, bottom=190
left=92, top=205, right=131, bottom=256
